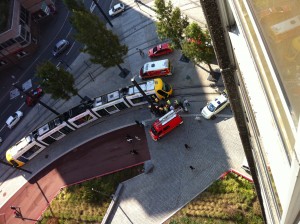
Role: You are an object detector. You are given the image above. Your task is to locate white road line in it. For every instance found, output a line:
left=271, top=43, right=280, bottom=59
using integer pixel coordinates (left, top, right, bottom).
left=66, top=41, right=75, bottom=56
left=90, top=1, right=96, bottom=12
left=66, top=27, right=73, bottom=38
left=18, top=102, right=25, bottom=111
left=0, top=124, right=6, bottom=132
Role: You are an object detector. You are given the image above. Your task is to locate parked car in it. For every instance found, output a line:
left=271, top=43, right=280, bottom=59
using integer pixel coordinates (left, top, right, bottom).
left=148, top=43, right=173, bottom=58
left=201, top=90, right=229, bottom=119
left=109, top=3, right=125, bottom=17
left=6, top=111, right=23, bottom=129
left=26, top=87, right=44, bottom=106
left=52, top=39, right=70, bottom=57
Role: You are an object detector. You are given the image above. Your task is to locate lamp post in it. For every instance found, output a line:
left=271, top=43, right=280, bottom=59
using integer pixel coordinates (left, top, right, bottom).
left=131, top=77, right=156, bottom=110
left=91, top=0, right=113, bottom=28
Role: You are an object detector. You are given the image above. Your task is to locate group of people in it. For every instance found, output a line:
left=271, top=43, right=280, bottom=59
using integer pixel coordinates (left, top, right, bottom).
left=149, top=96, right=190, bottom=116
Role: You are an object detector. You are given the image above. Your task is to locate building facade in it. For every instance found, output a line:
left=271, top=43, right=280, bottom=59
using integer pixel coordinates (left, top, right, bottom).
left=0, top=0, right=56, bottom=71
left=201, top=0, right=300, bottom=223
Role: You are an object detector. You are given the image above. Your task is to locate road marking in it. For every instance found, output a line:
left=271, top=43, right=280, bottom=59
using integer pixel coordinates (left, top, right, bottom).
left=66, top=41, right=75, bottom=56
left=18, top=102, right=25, bottom=111
left=90, top=1, right=96, bottom=12
left=0, top=124, right=6, bottom=132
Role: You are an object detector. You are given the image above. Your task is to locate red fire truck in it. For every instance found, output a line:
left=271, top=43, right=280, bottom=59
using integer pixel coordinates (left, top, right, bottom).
left=149, top=110, right=183, bottom=141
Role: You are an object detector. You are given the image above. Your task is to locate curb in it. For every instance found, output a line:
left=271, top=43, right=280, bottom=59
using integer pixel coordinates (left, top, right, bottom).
left=101, top=183, right=124, bottom=224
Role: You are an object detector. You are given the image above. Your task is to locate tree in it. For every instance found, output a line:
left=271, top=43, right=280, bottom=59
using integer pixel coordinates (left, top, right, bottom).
left=154, top=0, right=189, bottom=49
left=36, top=61, right=80, bottom=101
left=70, top=10, right=128, bottom=73
left=181, top=22, right=215, bottom=72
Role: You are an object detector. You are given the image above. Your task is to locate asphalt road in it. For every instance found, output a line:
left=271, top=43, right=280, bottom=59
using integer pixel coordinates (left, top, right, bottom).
left=0, top=0, right=113, bottom=154
left=0, top=124, right=149, bottom=223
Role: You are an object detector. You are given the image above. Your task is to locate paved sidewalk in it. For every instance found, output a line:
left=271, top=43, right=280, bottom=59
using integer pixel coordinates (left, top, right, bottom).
left=0, top=0, right=248, bottom=223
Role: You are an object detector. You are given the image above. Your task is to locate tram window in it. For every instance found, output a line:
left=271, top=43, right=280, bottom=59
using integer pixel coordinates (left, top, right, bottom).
left=95, top=109, right=109, bottom=117
left=105, top=105, right=118, bottom=113
left=73, top=114, right=93, bottom=126
left=131, top=96, right=146, bottom=104
left=42, top=136, right=56, bottom=145
left=22, top=145, right=41, bottom=159
left=157, top=90, right=168, bottom=98
left=50, top=131, right=63, bottom=139
left=10, top=159, right=22, bottom=167
left=115, top=102, right=128, bottom=110
left=60, top=126, right=73, bottom=135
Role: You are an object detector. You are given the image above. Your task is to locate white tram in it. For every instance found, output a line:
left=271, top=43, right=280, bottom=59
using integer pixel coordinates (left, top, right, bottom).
left=6, top=78, right=173, bottom=167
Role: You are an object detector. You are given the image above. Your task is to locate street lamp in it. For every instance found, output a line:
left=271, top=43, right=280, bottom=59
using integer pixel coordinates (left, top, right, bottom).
left=91, top=0, right=113, bottom=28
left=131, top=77, right=156, bottom=111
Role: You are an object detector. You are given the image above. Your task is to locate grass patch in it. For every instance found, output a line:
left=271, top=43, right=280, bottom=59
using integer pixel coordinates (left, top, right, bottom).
left=164, top=173, right=264, bottom=224
left=39, top=165, right=143, bottom=224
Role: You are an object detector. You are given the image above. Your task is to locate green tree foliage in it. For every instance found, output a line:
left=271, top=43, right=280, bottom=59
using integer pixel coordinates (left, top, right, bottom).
left=70, top=11, right=128, bottom=68
left=154, top=0, right=189, bottom=49
left=181, top=22, right=215, bottom=72
left=63, top=0, right=86, bottom=12
left=36, top=61, right=78, bottom=100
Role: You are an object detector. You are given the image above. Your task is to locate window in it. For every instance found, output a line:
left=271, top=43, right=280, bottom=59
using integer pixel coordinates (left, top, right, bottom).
left=115, top=102, right=129, bottom=110
left=95, top=109, right=110, bottom=117
left=42, top=136, right=56, bottom=145
left=0, top=60, right=7, bottom=66
left=16, top=51, right=28, bottom=58
left=50, top=131, right=63, bottom=139
left=20, top=6, right=29, bottom=25
left=163, top=126, right=170, bottom=131
left=15, top=36, right=24, bottom=43
left=22, top=145, right=41, bottom=159
left=60, top=126, right=73, bottom=135
left=105, top=105, right=118, bottom=113
left=73, top=114, right=93, bottom=126
left=157, top=90, right=168, bottom=98
left=131, top=96, right=146, bottom=104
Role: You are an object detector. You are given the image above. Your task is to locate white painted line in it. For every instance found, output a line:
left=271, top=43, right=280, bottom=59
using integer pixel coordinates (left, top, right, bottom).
left=66, top=41, right=75, bottom=56
left=56, top=62, right=62, bottom=67
left=90, top=1, right=96, bottom=12
left=66, top=27, right=73, bottom=38
left=0, top=124, right=6, bottom=132
left=17, top=102, right=25, bottom=111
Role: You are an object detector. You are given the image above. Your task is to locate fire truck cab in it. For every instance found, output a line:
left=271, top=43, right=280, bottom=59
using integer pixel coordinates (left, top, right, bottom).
left=140, top=59, right=172, bottom=79
left=149, top=110, right=183, bottom=141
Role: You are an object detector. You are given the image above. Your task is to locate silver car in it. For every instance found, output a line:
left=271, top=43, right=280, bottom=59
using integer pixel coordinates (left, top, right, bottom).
left=109, top=3, right=125, bottom=17
left=52, top=39, right=70, bottom=57
left=6, top=111, right=23, bottom=129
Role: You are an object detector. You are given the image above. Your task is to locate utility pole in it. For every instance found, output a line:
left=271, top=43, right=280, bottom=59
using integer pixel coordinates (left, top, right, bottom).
left=12, top=83, right=60, bottom=116
left=131, top=78, right=156, bottom=110
left=91, top=0, right=113, bottom=28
